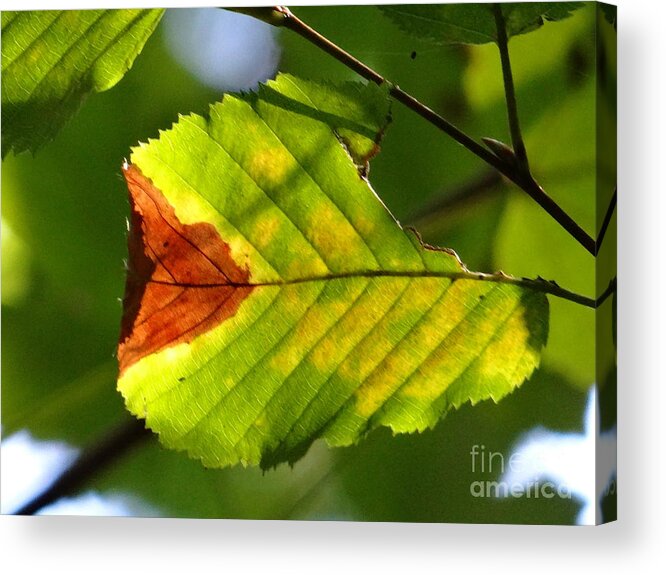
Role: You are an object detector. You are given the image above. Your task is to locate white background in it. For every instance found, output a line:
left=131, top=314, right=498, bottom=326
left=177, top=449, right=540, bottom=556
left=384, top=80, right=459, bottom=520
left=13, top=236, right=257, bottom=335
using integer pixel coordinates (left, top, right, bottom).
left=1, top=0, right=663, bottom=572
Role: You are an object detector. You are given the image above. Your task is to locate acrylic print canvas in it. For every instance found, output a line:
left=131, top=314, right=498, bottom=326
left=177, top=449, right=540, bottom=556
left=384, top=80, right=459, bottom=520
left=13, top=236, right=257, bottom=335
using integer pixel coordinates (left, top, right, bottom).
left=1, top=2, right=616, bottom=525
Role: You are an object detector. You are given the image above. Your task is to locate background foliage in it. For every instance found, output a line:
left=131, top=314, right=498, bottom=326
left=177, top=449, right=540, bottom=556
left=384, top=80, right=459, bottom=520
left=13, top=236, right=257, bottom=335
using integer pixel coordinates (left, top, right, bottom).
left=2, top=3, right=613, bottom=523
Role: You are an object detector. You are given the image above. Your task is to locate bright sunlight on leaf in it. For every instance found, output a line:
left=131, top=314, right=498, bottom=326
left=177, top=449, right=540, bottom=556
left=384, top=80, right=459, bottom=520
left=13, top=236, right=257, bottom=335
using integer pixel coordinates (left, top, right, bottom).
left=1, top=9, right=164, bottom=156
left=117, top=74, right=549, bottom=469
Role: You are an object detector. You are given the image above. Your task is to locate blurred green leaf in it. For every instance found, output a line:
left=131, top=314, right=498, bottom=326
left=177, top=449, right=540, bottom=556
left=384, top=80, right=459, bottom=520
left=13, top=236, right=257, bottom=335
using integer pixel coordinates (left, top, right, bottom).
left=379, top=3, right=582, bottom=46
left=408, top=175, right=508, bottom=272
left=1, top=9, right=164, bottom=156
left=1, top=18, right=220, bottom=445
left=1, top=218, right=32, bottom=307
left=462, top=4, right=594, bottom=110
left=494, top=79, right=596, bottom=388
left=600, top=4, right=617, bottom=29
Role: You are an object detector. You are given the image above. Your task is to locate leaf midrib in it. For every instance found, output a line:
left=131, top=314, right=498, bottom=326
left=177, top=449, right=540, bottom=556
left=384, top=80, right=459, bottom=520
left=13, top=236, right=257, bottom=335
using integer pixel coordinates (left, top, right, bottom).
left=144, top=268, right=529, bottom=291
left=383, top=7, right=497, bottom=44
left=142, top=268, right=593, bottom=308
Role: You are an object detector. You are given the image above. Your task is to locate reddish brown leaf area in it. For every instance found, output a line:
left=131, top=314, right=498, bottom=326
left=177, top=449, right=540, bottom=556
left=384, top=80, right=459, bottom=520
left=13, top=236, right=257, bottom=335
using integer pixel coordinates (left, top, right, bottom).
left=118, top=164, right=254, bottom=375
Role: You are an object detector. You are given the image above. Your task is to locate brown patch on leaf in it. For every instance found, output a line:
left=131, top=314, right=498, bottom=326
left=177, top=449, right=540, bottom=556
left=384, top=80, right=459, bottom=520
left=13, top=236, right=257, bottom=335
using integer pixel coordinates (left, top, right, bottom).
left=118, top=164, right=254, bottom=375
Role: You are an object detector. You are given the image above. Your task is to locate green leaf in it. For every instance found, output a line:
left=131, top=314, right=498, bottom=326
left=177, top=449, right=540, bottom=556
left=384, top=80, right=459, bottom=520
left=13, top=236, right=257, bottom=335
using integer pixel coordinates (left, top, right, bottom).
left=1, top=217, right=32, bottom=307
left=1, top=9, right=164, bottom=156
left=118, top=73, right=548, bottom=469
left=379, top=3, right=582, bottom=45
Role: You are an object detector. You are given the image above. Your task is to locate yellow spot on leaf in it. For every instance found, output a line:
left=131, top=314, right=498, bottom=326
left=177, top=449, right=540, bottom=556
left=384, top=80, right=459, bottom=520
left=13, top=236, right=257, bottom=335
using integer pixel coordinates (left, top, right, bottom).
left=162, top=345, right=188, bottom=365
left=477, top=309, right=532, bottom=381
left=284, top=257, right=329, bottom=279
left=307, top=203, right=367, bottom=264
left=247, top=147, right=293, bottom=188
left=353, top=215, right=376, bottom=238
left=269, top=346, right=302, bottom=377
left=354, top=354, right=404, bottom=417
left=252, top=213, right=283, bottom=250
left=310, top=342, right=335, bottom=372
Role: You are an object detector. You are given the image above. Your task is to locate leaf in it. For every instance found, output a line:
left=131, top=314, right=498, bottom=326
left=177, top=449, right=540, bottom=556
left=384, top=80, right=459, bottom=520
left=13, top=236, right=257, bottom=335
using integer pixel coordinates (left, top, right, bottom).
left=118, top=73, right=549, bottom=469
left=379, top=3, right=582, bottom=46
left=1, top=9, right=164, bottom=156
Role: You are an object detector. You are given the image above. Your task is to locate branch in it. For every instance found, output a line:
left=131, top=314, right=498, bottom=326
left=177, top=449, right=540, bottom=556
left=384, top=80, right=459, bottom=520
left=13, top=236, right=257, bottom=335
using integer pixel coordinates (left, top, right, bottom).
left=596, top=187, right=617, bottom=254
left=596, top=276, right=617, bottom=308
left=229, top=6, right=596, bottom=256
left=13, top=417, right=151, bottom=515
left=492, top=3, right=529, bottom=172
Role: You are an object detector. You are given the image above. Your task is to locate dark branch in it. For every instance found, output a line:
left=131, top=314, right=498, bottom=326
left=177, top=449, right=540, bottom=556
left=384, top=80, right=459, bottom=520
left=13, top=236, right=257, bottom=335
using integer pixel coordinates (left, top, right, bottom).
left=14, top=417, right=151, bottom=516
left=596, top=276, right=617, bottom=308
left=596, top=187, right=617, bottom=254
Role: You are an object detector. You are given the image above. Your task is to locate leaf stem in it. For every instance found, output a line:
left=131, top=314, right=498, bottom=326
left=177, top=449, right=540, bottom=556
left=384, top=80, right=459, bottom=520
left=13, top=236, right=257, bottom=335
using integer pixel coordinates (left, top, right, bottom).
left=492, top=3, right=529, bottom=172
left=13, top=417, right=150, bottom=516
left=228, top=6, right=596, bottom=255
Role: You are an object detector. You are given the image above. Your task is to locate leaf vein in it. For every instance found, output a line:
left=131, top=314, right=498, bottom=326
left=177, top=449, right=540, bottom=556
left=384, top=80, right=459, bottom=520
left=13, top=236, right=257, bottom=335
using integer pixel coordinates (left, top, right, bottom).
left=231, top=278, right=373, bottom=455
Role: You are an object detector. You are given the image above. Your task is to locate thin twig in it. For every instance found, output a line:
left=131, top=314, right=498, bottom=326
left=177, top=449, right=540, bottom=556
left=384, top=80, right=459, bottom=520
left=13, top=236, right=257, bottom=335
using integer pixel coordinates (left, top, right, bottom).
left=406, top=169, right=503, bottom=226
left=492, top=3, right=529, bottom=172
left=228, top=6, right=596, bottom=255
left=596, top=276, right=617, bottom=308
left=276, top=8, right=501, bottom=169
left=13, top=418, right=151, bottom=516
left=596, top=187, right=617, bottom=254
left=517, top=174, right=595, bottom=255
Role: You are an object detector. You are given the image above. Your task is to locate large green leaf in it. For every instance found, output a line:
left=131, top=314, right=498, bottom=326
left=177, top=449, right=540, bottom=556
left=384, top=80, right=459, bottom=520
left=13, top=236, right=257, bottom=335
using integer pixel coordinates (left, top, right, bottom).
left=379, top=2, right=582, bottom=45
left=118, top=73, right=549, bottom=469
left=1, top=9, right=164, bottom=156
